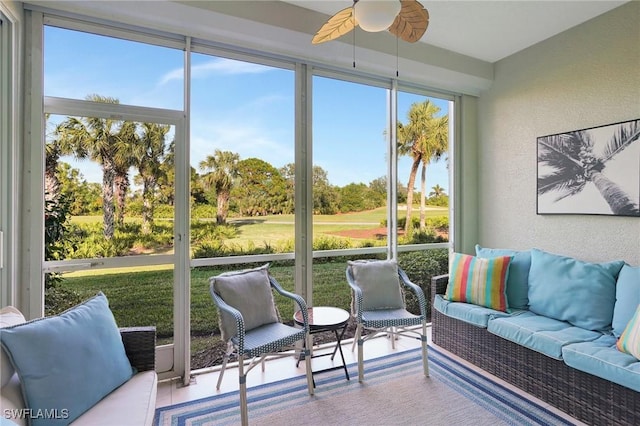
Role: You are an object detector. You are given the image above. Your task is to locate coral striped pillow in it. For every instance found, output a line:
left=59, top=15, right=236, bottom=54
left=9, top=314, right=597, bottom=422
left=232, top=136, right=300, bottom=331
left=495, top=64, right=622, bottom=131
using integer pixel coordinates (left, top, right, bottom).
left=446, top=252, right=512, bottom=312
left=617, top=304, right=640, bottom=360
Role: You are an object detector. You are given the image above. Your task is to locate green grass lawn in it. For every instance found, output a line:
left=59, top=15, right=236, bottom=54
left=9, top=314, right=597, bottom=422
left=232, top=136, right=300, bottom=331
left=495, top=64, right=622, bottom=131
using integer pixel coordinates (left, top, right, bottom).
left=60, top=248, right=448, bottom=368
left=63, top=261, right=361, bottom=340
left=59, top=207, right=448, bottom=367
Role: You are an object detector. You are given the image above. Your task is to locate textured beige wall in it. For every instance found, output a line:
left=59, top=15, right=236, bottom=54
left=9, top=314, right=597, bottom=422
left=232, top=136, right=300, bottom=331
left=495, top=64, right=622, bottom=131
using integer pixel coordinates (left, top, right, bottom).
left=476, top=1, right=640, bottom=264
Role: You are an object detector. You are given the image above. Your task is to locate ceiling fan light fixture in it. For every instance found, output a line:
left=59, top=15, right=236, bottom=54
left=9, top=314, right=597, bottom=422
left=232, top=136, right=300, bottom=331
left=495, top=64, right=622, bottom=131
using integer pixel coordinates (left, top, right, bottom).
left=354, top=0, right=402, bottom=33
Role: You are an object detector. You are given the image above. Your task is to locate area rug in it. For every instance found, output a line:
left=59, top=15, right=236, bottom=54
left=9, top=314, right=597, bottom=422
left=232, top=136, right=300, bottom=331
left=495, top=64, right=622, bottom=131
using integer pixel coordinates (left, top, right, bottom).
left=155, top=345, right=578, bottom=425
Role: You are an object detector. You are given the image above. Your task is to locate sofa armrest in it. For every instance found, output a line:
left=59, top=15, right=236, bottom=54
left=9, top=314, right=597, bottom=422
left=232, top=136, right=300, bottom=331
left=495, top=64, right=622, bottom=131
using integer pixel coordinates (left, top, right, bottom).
left=431, top=274, right=449, bottom=307
left=120, top=326, right=156, bottom=372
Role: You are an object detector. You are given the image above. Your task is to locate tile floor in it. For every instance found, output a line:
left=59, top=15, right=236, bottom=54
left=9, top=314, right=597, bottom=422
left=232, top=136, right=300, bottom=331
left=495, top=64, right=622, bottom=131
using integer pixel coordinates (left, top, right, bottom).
left=156, top=327, right=426, bottom=408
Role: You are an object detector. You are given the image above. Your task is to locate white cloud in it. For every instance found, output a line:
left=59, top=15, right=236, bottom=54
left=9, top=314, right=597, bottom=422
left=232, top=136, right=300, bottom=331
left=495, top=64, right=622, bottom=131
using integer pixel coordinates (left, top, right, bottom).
left=191, top=121, right=293, bottom=170
left=159, top=58, right=272, bottom=85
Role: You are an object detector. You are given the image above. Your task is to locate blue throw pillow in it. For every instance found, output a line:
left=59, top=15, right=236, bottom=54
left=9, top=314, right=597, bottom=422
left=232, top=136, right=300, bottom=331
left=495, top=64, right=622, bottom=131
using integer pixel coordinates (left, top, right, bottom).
left=0, top=292, right=133, bottom=425
left=528, top=249, right=624, bottom=332
left=475, top=245, right=531, bottom=310
left=612, top=264, right=640, bottom=338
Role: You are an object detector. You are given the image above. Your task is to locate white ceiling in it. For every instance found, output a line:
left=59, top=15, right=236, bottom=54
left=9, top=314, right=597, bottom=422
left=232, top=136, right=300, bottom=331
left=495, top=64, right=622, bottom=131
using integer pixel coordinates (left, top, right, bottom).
left=281, top=1, right=628, bottom=62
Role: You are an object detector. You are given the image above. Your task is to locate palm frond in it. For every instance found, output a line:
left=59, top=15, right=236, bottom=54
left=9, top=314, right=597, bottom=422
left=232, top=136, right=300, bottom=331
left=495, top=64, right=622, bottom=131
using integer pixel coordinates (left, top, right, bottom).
left=537, top=170, right=584, bottom=196
left=600, top=119, right=640, bottom=162
left=553, top=182, right=587, bottom=202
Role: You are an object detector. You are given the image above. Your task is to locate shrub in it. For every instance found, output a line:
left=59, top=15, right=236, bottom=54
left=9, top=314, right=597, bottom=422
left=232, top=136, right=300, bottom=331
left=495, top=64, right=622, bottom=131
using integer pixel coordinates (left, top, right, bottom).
left=398, top=249, right=449, bottom=319
left=44, top=192, right=82, bottom=314
left=191, top=204, right=217, bottom=220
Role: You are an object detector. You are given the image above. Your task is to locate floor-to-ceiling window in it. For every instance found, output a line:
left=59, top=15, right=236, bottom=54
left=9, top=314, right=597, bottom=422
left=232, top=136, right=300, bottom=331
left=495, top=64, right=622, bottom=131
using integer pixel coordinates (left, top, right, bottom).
left=188, top=49, right=296, bottom=369
left=310, top=73, right=389, bottom=310
left=395, top=88, right=452, bottom=319
left=40, top=23, right=188, bottom=380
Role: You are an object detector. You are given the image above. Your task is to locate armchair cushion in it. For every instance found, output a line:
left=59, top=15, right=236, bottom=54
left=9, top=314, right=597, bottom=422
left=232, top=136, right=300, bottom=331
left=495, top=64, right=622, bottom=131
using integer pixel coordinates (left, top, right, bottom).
left=347, top=259, right=404, bottom=311
left=212, top=264, right=279, bottom=341
left=0, top=292, right=134, bottom=425
left=446, top=252, right=512, bottom=312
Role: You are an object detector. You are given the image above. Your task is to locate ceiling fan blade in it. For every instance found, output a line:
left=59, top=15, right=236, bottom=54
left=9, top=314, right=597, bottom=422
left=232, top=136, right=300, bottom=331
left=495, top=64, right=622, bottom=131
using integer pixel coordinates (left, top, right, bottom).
left=388, top=0, right=429, bottom=43
left=312, top=7, right=357, bottom=44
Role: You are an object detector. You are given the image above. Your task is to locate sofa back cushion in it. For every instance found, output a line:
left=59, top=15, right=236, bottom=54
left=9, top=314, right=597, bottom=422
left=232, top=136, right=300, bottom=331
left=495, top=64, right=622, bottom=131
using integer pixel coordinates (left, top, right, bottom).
left=528, top=249, right=624, bottom=332
left=0, top=292, right=134, bottom=425
left=612, top=264, right=640, bottom=338
left=0, top=306, right=26, bottom=388
left=475, top=245, right=531, bottom=310
left=447, top=252, right=512, bottom=312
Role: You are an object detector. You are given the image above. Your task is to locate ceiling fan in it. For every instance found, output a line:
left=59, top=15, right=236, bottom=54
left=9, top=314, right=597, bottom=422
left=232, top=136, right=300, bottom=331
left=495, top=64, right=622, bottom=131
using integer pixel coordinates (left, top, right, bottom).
left=312, top=0, right=429, bottom=45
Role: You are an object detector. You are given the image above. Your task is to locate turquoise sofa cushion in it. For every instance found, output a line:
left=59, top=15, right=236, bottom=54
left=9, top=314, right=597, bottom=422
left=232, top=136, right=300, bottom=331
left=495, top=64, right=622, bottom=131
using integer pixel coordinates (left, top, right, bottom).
left=487, top=311, right=602, bottom=360
left=612, top=264, right=640, bottom=338
left=563, top=335, right=640, bottom=392
left=528, top=249, right=624, bottom=332
left=433, top=294, right=513, bottom=328
left=475, top=245, right=531, bottom=310
left=0, top=293, right=134, bottom=425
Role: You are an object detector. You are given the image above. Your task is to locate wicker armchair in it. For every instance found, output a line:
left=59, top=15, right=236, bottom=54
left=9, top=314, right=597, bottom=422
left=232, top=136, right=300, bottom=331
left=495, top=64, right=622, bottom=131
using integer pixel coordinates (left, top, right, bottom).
left=346, top=260, right=429, bottom=382
left=209, top=266, right=313, bottom=426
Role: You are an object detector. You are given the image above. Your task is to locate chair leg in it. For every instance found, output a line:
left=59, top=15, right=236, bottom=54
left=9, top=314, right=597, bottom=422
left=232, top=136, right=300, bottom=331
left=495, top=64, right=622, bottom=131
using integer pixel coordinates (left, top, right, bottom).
left=356, top=323, right=364, bottom=382
left=421, top=321, right=429, bottom=377
left=351, top=324, right=361, bottom=352
left=304, top=334, right=315, bottom=395
left=216, top=353, right=229, bottom=390
left=260, top=354, right=267, bottom=372
left=238, top=355, right=249, bottom=426
left=390, top=326, right=396, bottom=349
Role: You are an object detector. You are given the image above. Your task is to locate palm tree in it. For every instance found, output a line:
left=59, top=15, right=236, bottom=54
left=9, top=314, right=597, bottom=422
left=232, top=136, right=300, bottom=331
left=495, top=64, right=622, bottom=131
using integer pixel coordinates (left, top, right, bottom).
left=131, top=122, right=169, bottom=234
left=199, top=150, right=240, bottom=225
left=397, top=100, right=448, bottom=234
left=429, top=184, right=446, bottom=198
left=113, top=121, right=139, bottom=228
left=418, top=113, right=448, bottom=229
left=56, top=94, right=124, bottom=239
left=538, top=119, right=640, bottom=216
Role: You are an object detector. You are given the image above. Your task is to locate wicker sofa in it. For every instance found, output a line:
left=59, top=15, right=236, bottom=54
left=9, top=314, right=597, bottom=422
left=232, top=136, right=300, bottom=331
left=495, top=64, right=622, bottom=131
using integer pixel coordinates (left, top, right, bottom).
left=431, top=248, right=639, bottom=426
left=1, top=296, right=157, bottom=426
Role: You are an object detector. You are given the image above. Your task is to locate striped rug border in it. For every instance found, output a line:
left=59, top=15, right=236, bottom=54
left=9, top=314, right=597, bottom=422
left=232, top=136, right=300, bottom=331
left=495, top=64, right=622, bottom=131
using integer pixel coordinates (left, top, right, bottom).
left=155, top=345, right=578, bottom=426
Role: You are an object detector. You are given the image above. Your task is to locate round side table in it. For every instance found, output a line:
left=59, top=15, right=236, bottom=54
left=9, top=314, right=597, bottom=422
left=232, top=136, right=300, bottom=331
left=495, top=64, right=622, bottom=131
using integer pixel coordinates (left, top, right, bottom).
left=294, top=306, right=350, bottom=384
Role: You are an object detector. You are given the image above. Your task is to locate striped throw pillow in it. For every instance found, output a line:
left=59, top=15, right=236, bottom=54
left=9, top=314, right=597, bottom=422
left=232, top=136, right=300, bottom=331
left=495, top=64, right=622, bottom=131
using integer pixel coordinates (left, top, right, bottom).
left=617, top=304, right=640, bottom=360
left=446, top=252, right=512, bottom=312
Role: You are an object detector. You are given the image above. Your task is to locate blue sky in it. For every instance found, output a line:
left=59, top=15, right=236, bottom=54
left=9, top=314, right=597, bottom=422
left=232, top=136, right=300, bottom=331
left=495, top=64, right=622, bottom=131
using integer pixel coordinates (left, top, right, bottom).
left=45, top=26, right=449, bottom=194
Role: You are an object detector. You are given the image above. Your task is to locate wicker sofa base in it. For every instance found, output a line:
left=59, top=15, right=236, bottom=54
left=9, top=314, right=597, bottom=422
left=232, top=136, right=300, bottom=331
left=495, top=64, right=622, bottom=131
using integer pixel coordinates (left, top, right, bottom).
left=432, top=307, right=639, bottom=425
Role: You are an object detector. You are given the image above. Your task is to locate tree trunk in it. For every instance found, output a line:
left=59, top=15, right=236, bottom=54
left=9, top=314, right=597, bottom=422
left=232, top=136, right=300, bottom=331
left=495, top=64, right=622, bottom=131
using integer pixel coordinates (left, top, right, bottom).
left=217, top=190, right=230, bottom=225
left=102, top=163, right=115, bottom=240
left=142, top=177, right=155, bottom=235
left=114, top=173, right=129, bottom=228
left=419, top=162, right=427, bottom=230
left=591, top=171, right=640, bottom=216
left=404, top=156, right=421, bottom=235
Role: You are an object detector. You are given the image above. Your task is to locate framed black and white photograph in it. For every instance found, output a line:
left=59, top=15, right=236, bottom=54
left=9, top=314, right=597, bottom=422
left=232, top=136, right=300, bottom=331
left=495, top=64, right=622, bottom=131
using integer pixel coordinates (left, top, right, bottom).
left=537, top=119, right=640, bottom=217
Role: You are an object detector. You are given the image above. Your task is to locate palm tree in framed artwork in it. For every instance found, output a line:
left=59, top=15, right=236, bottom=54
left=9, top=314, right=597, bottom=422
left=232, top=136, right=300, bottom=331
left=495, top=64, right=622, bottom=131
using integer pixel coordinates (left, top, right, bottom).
left=537, top=119, right=640, bottom=216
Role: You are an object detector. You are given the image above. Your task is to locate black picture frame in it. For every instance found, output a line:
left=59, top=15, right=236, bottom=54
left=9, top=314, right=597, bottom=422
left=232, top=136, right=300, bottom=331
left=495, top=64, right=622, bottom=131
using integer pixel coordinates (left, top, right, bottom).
left=537, top=118, right=640, bottom=217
